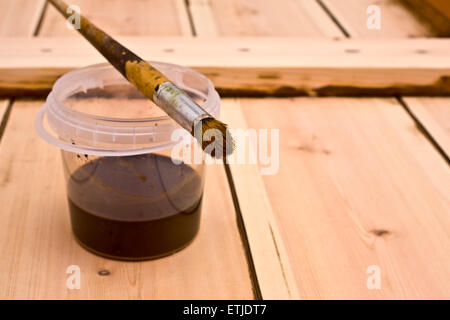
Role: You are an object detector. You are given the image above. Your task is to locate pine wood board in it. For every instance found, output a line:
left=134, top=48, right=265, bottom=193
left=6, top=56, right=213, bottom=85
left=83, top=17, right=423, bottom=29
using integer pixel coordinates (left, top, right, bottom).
left=188, top=0, right=342, bottom=37
left=220, top=101, right=300, bottom=299
left=321, top=0, right=433, bottom=37
left=39, top=0, right=191, bottom=36
left=221, top=97, right=450, bottom=299
left=1, top=37, right=449, bottom=97
left=0, top=100, right=254, bottom=299
left=0, top=0, right=46, bottom=36
left=404, top=98, right=450, bottom=157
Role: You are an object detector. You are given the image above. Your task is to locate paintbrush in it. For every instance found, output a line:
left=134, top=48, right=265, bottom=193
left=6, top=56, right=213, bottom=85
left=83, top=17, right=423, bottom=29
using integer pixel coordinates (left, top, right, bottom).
left=47, top=0, right=233, bottom=158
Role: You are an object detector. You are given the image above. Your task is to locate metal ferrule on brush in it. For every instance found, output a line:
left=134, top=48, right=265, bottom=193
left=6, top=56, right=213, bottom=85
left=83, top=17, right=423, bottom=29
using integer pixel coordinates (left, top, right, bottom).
left=153, top=82, right=210, bottom=134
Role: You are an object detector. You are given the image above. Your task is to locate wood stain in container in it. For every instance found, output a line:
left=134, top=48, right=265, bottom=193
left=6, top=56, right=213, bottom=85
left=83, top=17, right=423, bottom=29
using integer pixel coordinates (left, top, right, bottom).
left=66, top=154, right=203, bottom=260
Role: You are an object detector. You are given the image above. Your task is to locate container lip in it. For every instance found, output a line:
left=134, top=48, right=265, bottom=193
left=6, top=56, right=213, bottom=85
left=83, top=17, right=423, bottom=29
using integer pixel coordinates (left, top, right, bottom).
left=35, top=61, right=220, bottom=156
left=48, top=60, right=218, bottom=123
left=34, top=106, right=183, bottom=156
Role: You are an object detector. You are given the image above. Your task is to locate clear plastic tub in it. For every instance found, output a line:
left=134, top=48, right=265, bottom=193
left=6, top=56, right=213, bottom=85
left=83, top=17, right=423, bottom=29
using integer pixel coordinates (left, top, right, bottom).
left=35, top=61, right=220, bottom=260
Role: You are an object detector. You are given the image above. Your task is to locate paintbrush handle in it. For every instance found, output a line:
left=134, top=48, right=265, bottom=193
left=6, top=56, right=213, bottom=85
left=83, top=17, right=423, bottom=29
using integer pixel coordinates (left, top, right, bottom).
left=47, top=0, right=233, bottom=158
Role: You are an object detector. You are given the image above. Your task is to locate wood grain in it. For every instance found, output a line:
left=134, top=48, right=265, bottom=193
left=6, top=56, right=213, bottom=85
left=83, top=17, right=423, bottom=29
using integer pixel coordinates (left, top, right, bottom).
left=222, top=97, right=450, bottom=299
left=1, top=37, right=449, bottom=97
left=0, top=0, right=46, bottom=36
left=404, top=98, right=450, bottom=157
left=189, top=0, right=342, bottom=37
left=0, top=100, right=253, bottom=299
left=39, top=0, right=192, bottom=36
left=322, top=0, right=433, bottom=37
left=0, top=0, right=254, bottom=300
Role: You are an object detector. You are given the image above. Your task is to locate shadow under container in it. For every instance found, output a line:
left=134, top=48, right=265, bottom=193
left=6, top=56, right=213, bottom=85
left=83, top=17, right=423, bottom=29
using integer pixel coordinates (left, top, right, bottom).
left=35, top=61, right=220, bottom=260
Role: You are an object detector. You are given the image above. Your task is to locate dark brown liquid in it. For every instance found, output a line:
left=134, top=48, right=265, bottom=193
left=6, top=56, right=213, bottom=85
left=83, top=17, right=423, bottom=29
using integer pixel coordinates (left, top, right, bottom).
left=67, top=154, right=203, bottom=260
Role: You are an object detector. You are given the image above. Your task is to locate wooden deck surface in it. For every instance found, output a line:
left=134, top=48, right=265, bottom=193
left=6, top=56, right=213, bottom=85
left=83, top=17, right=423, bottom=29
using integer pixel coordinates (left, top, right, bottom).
left=0, top=0, right=449, bottom=299
left=222, top=97, right=450, bottom=299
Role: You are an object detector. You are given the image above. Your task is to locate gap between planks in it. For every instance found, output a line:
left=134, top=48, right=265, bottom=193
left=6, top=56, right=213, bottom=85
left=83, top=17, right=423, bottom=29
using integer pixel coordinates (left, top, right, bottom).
left=402, top=97, right=450, bottom=161
left=0, top=99, right=12, bottom=143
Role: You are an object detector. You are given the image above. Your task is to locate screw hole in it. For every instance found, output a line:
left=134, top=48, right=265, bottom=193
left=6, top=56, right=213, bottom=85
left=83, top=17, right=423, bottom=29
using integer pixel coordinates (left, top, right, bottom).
left=415, top=49, right=427, bottom=54
left=98, top=269, right=111, bottom=276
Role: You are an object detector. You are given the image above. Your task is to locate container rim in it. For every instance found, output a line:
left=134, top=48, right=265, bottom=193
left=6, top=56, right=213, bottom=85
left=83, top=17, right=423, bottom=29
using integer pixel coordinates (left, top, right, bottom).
left=35, top=61, right=220, bottom=156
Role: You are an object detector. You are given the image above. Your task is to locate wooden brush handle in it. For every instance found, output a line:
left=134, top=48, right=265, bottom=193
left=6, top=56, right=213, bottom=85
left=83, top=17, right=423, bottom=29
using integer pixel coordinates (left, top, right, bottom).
left=46, top=0, right=233, bottom=158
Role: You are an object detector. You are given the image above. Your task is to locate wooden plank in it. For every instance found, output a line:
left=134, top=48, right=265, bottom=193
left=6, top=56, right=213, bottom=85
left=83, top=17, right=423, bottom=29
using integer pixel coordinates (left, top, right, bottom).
left=0, top=100, right=254, bottom=299
left=1, top=37, right=449, bottom=97
left=0, top=0, right=46, bottom=36
left=221, top=100, right=300, bottom=299
left=39, top=0, right=192, bottom=36
left=189, top=0, right=342, bottom=37
left=188, top=0, right=218, bottom=36
left=321, top=0, right=433, bottom=37
left=221, top=97, right=450, bottom=299
left=404, top=98, right=450, bottom=157
left=400, top=0, right=450, bottom=36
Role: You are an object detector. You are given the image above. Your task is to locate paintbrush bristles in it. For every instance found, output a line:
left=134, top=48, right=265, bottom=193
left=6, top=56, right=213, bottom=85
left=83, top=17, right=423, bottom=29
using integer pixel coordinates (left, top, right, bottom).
left=197, top=118, right=235, bottom=159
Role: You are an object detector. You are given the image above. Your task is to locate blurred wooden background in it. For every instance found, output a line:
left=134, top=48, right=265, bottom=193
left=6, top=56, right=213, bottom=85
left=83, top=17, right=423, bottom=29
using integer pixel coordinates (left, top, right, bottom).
left=0, top=0, right=449, bottom=299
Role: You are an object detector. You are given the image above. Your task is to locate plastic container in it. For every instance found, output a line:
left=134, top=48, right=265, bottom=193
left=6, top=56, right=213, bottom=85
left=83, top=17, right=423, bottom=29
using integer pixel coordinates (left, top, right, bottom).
left=35, top=61, right=220, bottom=260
